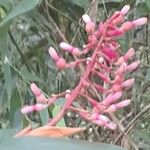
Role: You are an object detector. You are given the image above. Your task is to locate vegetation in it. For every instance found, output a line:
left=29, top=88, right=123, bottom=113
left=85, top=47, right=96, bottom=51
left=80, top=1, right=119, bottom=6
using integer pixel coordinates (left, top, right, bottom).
left=0, top=0, right=150, bottom=150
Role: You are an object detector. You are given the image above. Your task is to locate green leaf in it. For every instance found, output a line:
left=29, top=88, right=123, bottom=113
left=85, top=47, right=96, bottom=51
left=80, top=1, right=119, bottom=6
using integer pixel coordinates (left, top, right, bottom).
left=52, top=105, right=66, bottom=127
left=146, top=68, right=150, bottom=80
left=0, top=0, right=40, bottom=27
left=0, top=25, right=11, bottom=105
left=145, top=0, right=150, bottom=10
left=70, top=0, right=91, bottom=10
left=0, top=129, right=126, bottom=150
left=9, top=88, right=22, bottom=128
left=19, top=67, right=41, bottom=82
left=3, top=61, right=11, bottom=102
left=39, top=109, right=49, bottom=125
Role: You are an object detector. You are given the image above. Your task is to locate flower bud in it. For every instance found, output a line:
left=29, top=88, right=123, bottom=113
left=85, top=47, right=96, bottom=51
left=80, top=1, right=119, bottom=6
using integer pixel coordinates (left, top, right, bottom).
left=102, top=91, right=122, bottom=106
left=86, top=57, right=91, bottom=65
left=105, top=122, right=116, bottom=130
left=121, top=78, right=135, bottom=89
left=98, top=115, right=110, bottom=123
left=107, top=29, right=123, bottom=36
left=65, top=90, right=71, bottom=99
left=21, top=106, right=34, bottom=114
left=34, top=103, right=48, bottom=112
left=132, top=17, right=147, bottom=27
left=93, top=119, right=105, bottom=126
left=112, top=14, right=123, bottom=25
left=56, top=58, right=67, bottom=69
left=115, top=63, right=126, bottom=75
left=105, top=104, right=117, bottom=112
left=48, top=47, right=59, bottom=61
left=121, top=5, right=130, bottom=15
left=126, top=61, right=140, bottom=72
left=115, top=99, right=131, bottom=109
left=85, top=22, right=95, bottom=33
left=30, top=83, right=41, bottom=96
left=30, top=83, right=47, bottom=103
left=82, top=14, right=91, bottom=24
left=120, top=21, right=134, bottom=32
left=115, top=56, right=124, bottom=65
left=60, top=42, right=73, bottom=52
left=123, top=48, right=135, bottom=61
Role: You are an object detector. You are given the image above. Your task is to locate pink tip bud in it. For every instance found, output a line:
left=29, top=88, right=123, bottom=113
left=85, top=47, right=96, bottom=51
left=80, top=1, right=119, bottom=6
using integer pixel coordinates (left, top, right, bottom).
left=72, top=47, right=81, bottom=56
left=132, top=17, right=147, bottom=27
left=121, top=5, right=130, bottom=15
left=30, top=83, right=41, bottom=96
left=30, top=83, right=47, bottom=103
left=90, top=112, right=98, bottom=120
left=121, top=78, right=135, bottom=89
left=108, top=29, right=123, bottom=36
left=56, top=58, right=67, bottom=69
left=93, top=119, right=105, bottom=126
left=85, top=22, right=95, bottom=33
left=60, top=42, right=73, bottom=52
left=98, top=115, right=110, bottom=123
left=120, top=21, right=134, bottom=32
left=112, top=14, right=123, bottom=25
left=115, top=63, right=127, bottom=75
left=34, top=103, right=47, bottom=112
left=86, top=57, right=91, bottom=65
left=65, top=89, right=71, bottom=99
left=105, top=104, right=117, bottom=113
left=115, top=99, right=131, bottom=109
left=21, top=106, right=34, bottom=114
left=126, top=61, right=140, bottom=72
left=105, top=122, right=116, bottom=130
left=82, top=14, right=91, bottom=24
left=123, top=48, right=135, bottom=61
left=48, top=47, right=59, bottom=61
left=102, top=91, right=122, bottom=106
left=116, top=57, right=124, bottom=65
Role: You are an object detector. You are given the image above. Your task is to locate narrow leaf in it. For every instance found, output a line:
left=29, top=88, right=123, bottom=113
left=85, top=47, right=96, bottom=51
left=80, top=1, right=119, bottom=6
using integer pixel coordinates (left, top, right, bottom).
left=0, top=0, right=40, bottom=27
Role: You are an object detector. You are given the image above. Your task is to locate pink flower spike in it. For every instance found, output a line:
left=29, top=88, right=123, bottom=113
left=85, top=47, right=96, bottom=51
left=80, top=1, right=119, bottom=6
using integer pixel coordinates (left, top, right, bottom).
left=34, top=103, right=48, bottom=112
left=123, top=48, right=135, bottom=61
left=48, top=47, right=59, bottom=61
left=121, top=5, right=130, bottom=15
left=121, top=78, right=135, bottom=89
left=21, top=106, right=34, bottom=114
left=132, top=17, right=147, bottom=27
left=30, top=83, right=41, bottom=96
left=82, top=14, right=91, bottom=24
left=60, top=42, right=73, bottom=52
left=115, top=99, right=131, bottom=109
left=126, top=61, right=140, bottom=72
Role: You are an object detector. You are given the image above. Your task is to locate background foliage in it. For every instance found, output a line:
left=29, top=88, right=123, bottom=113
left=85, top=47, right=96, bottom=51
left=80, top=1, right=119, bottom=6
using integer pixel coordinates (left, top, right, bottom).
left=0, top=0, right=150, bottom=150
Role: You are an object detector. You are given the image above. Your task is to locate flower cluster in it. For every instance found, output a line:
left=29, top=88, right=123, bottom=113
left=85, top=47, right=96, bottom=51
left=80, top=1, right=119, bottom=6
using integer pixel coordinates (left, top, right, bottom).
left=21, top=5, right=147, bottom=130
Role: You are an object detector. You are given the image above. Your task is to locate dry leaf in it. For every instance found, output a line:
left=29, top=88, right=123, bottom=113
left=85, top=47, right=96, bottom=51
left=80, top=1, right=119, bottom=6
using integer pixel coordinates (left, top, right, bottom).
left=14, top=125, right=32, bottom=138
left=15, top=126, right=85, bottom=138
